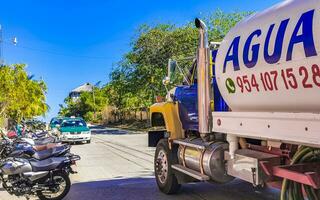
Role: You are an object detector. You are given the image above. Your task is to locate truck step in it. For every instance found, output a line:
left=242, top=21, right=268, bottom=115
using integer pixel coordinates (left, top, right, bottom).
left=172, top=164, right=210, bottom=181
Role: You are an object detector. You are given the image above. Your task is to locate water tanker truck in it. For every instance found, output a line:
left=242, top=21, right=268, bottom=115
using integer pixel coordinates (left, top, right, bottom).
left=148, top=0, right=320, bottom=199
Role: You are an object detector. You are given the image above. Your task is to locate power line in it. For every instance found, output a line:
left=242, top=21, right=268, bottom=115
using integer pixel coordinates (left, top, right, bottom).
left=4, top=42, right=114, bottom=60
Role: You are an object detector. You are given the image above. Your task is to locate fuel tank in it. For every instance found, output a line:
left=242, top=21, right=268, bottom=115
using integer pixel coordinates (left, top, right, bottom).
left=215, top=0, right=320, bottom=112
left=178, top=138, right=233, bottom=183
left=1, top=158, right=32, bottom=175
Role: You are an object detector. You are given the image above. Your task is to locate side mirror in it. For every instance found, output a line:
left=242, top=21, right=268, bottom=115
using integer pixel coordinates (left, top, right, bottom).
left=162, top=77, right=170, bottom=86
left=55, top=124, right=61, bottom=128
left=168, top=59, right=177, bottom=79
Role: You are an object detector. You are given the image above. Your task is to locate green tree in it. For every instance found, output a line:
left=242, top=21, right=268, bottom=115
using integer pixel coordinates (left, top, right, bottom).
left=208, top=9, right=253, bottom=41
left=104, top=10, right=251, bottom=119
left=59, top=10, right=251, bottom=124
left=58, top=86, right=108, bottom=122
left=0, top=64, right=48, bottom=123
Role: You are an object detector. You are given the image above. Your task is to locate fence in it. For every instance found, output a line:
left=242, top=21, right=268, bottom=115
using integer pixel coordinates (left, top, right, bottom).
left=101, top=106, right=149, bottom=124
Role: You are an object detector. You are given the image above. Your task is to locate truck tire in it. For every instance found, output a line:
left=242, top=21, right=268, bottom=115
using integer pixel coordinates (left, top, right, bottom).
left=154, top=139, right=181, bottom=194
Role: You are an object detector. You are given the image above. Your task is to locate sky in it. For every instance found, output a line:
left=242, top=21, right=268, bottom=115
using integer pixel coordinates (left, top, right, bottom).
left=0, top=0, right=281, bottom=121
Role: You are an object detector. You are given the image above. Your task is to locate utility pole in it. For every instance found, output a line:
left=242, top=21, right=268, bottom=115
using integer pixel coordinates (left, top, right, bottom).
left=0, top=25, right=3, bottom=65
left=92, top=84, right=96, bottom=119
left=92, top=81, right=101, bottom=121
left=0, top=24, right=17, bottom=65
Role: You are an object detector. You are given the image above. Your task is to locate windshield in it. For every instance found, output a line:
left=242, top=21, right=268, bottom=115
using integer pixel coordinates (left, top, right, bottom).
left=169, top=57, right=195, bottom=86
left=50, top=118, right=62, bottom=125
left=61, top=120, right=87, bottom=127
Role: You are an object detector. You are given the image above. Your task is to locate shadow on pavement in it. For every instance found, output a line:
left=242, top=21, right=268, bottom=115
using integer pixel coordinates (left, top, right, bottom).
left=65, top=177, right=279, bottom=200
left=88, top=125, right=104, bottom=129
left=90, top=128, right=129, bottom=135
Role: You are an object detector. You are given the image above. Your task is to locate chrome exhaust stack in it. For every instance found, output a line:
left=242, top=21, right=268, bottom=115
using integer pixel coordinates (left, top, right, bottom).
left=195, top=18, right=213, bottom=141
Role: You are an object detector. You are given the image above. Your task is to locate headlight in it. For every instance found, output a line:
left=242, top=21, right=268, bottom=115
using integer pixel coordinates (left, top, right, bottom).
left=82, top=131, right=91, bottom=134
left=62, top=132, right=70, bottom=135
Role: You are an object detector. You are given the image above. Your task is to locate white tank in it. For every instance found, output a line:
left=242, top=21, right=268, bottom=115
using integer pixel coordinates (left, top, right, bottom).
left=215, top=0, right=320, bottom=112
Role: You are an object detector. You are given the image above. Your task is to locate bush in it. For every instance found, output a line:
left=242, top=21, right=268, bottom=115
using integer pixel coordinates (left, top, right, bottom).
left=84, top=112, right=94, bottom=122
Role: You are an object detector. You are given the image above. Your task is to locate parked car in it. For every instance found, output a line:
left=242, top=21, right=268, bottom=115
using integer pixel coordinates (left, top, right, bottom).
left=59, top=117, right=91, bottom=144
left=49, top=117, right=65, bottom=129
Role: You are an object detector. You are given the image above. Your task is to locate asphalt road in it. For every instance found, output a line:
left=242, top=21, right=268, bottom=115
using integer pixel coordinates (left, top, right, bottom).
left=0, top=126, right=280, bottom=200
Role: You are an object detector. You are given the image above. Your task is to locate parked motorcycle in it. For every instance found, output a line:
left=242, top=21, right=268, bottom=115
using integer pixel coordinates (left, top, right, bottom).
left=0, top=137, right=68, bottom=160
left=6, top=120, right=50, bottom=141
left=8, top=143, right=70, bottom=161
left=0, top=154, right=80, bottom=200
left=0, top=128, right=81, bottom=200
left=20, top=136, right=60, bottom=146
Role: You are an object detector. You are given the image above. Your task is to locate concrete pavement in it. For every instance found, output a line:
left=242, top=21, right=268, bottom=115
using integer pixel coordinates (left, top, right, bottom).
left=0, top=127, right=280, bottom=200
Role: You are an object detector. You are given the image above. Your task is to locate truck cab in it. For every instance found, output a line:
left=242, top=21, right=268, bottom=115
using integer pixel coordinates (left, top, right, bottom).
left=148, top=48, right=228, bottom=146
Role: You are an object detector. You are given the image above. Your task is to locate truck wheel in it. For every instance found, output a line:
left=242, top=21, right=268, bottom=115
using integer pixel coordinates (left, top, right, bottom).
left=154, top=139, right=181, bottom=194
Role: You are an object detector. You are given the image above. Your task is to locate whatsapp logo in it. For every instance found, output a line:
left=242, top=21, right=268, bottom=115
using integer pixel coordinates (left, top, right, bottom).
left=225, top=78, right=236, bottom=94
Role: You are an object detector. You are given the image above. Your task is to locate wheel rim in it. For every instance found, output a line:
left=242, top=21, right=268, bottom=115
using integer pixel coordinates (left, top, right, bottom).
left=42, top=175, right=67, bottom=198
left=156, top=149, right=169, bottom=184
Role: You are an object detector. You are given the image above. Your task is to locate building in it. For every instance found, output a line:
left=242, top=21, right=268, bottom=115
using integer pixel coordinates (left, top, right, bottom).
left=69, top=83, right=93, bottom=101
